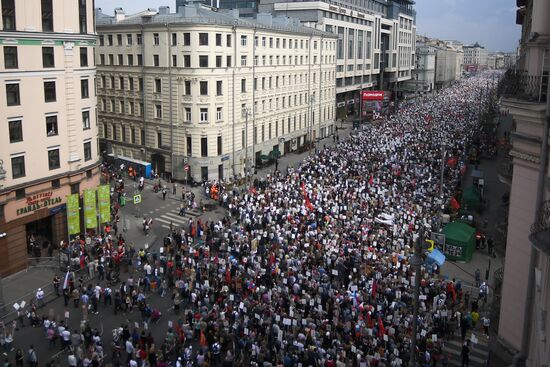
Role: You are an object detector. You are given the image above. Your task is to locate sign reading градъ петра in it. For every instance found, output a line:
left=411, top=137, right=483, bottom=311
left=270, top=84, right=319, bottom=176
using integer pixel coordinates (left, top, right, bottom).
left=16, top=191, right=62, bottom=216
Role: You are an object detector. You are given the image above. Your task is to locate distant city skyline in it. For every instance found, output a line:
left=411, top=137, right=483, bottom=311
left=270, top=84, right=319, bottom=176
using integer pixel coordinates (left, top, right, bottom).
left=95, top=0, right=521, bottom=52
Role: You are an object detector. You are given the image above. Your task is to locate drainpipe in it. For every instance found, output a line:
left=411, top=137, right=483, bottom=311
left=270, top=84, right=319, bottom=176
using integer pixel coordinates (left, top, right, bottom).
left=231, top=22, right=237, bottom=177
left=140, top=24, right=147, bottom=161
left=167, top=23, right=174, bottom=180
left=252, top=26, right=257, bottom=173
left=512, top=49, right=550, bottom=367
left=318, top=35, right=322, bottom=144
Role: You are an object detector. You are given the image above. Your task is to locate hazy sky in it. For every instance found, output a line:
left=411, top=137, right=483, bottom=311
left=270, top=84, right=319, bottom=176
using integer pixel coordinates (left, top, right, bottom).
left=96, top=0, right=521, bottom=52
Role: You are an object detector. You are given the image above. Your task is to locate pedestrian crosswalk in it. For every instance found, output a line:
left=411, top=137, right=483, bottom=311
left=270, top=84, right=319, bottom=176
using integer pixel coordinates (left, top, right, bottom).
left=153, top=209, right=202, bottom=230
left=442, top=331, right=489, bottom=367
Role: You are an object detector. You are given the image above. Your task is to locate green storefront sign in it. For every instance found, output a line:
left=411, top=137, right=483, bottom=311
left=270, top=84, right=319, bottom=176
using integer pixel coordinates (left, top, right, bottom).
left=97, top=185, right=111, bottom=224
left=83, top=189, right=97, bottom=229
left=66, top=193, right=80, bottom=235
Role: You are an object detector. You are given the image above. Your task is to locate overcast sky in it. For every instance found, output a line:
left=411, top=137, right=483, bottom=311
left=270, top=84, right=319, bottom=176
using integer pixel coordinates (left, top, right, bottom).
left=95, top=0, right=521, bottom=52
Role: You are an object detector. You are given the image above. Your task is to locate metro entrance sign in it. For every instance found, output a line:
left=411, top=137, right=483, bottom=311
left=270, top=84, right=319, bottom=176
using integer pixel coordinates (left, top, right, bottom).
left=361, top=91, right=385, bottom=100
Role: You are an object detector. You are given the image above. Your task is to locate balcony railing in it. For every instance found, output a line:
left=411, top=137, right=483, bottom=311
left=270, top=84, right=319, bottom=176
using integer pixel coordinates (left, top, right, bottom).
left=530, top=199, right=550, bottom=256
left=498, top=69, right=548, bottom=103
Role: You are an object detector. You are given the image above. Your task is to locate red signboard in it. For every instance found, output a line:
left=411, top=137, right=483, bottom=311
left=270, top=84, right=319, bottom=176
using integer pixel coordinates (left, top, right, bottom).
left=361, top=91, right=385, bottom=101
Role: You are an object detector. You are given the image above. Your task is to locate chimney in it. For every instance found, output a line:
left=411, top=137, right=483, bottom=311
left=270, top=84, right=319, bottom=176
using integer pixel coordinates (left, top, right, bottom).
left=159, top=6, right=170, bottom=15
left=114, top=8, right=125, bottom=21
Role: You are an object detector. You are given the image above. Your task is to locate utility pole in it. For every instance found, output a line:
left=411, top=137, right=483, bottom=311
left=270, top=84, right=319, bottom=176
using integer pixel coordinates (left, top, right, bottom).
left=440, top=142, right=446, bottom=197
left=409, top=228, right=424, bottom=367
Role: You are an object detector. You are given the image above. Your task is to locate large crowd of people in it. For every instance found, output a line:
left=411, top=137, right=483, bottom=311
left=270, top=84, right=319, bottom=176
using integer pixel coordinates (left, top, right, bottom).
left=8, top=74, right=498, bottom=367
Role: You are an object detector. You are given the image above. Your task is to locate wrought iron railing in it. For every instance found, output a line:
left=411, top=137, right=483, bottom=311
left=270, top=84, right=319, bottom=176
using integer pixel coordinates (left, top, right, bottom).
left=530, top=199, right=550, bottom=256
left=498, top=69, right=548, bottom=103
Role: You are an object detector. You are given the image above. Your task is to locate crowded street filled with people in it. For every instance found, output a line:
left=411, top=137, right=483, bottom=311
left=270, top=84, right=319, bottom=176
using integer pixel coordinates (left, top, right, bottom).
left=2, top=73, right=499, bottom=367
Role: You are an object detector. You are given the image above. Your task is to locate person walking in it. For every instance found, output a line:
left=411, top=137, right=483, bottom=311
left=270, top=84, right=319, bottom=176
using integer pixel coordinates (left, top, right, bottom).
left=26, top=346, right=37, bottom=367
left=162, top=187, right=167, bottom=200
left=14, top=349, right=23, bottom=367
left=461, top=340, right=470, bottom=367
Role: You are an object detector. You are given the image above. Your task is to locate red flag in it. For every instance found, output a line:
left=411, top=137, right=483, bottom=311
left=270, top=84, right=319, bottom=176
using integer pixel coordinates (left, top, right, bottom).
left=372, top=280, right=377, bottom=299
left=369, top=175, right=374, bottom=186
left=450, top=197, right=461, bottom=210
left=446, top=157, right=458, bottom=167
left=366, top=313, right=374, bottom=328
left=377, top=316, right=386, bottom=337
left=225, top=267, right=231, bottom=284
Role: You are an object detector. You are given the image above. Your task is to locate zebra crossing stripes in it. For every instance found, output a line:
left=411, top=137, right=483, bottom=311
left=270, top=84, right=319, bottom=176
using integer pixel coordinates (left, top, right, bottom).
left=442, top=331, right=489, bottom=366
left=154, top=210, right=202, bottom=230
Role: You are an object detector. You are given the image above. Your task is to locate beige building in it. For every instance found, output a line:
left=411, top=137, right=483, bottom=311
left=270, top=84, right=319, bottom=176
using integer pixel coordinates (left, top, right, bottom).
left=0, top=0, right=100, bottom=275
left=497, top=0, right=550, bottom=365
left=463, top=42, right=488, bottom=69
left=95, top=4, right=336, bottom=181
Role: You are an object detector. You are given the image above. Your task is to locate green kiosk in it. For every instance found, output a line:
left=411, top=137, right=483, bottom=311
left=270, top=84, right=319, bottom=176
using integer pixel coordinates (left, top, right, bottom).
left=442, top=222, right=476, bottom=262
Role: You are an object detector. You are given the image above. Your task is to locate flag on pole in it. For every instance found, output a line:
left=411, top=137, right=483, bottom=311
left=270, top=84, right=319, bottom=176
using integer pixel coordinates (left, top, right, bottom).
left=62, top=270, right=71, bottom=289
left=450, top=197, right=461, bottom=210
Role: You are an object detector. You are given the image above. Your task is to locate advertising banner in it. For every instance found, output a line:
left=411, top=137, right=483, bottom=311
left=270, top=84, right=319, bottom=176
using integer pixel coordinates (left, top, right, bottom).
left=83, top=189, right=97, bottom=229
left=97, top=185, right=111, bottom=224
left=361, top=91, right=385, bottom=101
left=66, top=194, right=80, bottom=235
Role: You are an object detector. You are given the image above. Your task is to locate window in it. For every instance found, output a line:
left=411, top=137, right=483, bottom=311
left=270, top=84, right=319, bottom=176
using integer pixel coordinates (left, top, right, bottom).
left=217, top=136, right=222, bottom=155
left=129, top=101, right=134, bottom=114
left=70, top=183, right=79, bottom=194
left=199, top=33, right=208, bottom=46
left=240, top=35, right=247, bottom=46
left=183, top=55, right=191, bottom=67
left=99, top=54, right=105, bottom=65
left=138, top=77, right=143, bottom=91
left=153, top=54, right=159, bottom=66
left=201, top=137, right=208, bottom=157
left=99, top=35, right=104, bottom=46
left=199, top=107, right=209, bottom=123
left=117, top=34, right=122, bottom=46
left=183, top=33, right=190, bottom=46
left=154, top=78, right=161, bottom=93
left=108, top=54, right=114, bottom=65
left=153, top=33, right=160, bottom=45
left=3, top=46, right=17, bottom=68
left=127, top=54, right=133, bottom=65
left=184, top=80, right=191, bottom=95
left=262, top=37, right=266, bottom=47
left=80, top=79, right=89, bottom=98
left=155, top=104, right=162, bottom=118
left=51, top=179, right=60, bottom=189
left=8, top=119, right=22, bottom=143
left=199, top=55, right=208, bottom=67
left=240, top=55, right=247, bottom=66
left=187, top=136, right=192, bottom=155
left=216, top=33, right=222, bottom=46
left=216, top=80, right=222, bottom=96
left=117, top=54, right=123, bottom=65
left=157, top=132, right=162, bottom=147
left=112, top=124, right=117, bottom=140
left=42, top=47, right=54, bottom=67
left=46, top=115, right=58, bottom=136
left=48, top=148, right=60, bottom=170
left=118, top=76, right=123, bottom=89
left=107, top=35, right=113, bottom=46
left=226, top=34, right=231, bottom=47
left=82, top=110, right=90, bottom=129
left=78, top=0, right=87, bottom=34
left=172, top=55, right=177, bottom=67
left=137, top=54, right=142, bottom=66
left=127, top=34, right=133, bottom=45
left=200, top=81, right=208, bottom=95
left=11, top=156, right=25, bottom=179
left=2, top=0, right=16, bottom=31
left=241, top=79, right=246, bottom=93
left=84, top=141, right=92, bottom=161
left=44, top=81, right=56, bottom=102
left=216, top=107, right=222, bottom=121
left=171, top=33, right=177, bottom=46
left=269, top=37, right=273, bottom=48
left=216, top=55, right=222, bottom=67
left=185, top=107, right=191, bottom=122
left=131, top=127, right=136, bottom=144
left=226, top=55, right=232, bottom=67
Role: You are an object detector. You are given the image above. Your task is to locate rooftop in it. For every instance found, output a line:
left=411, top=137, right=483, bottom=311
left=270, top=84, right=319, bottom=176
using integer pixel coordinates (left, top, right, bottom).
left=95, top=4, right=336, bottom=38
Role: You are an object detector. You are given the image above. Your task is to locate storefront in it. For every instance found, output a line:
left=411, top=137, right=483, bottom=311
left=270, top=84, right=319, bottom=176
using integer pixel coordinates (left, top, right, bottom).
left=0, top=167, right=100, bottom=276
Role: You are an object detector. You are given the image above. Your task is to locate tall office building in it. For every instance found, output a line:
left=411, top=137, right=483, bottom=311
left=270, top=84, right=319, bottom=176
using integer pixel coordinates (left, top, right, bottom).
left=95, top=4, right=336, bottom=181
left=219, top=0, right=416, bottom=119
left=0, top=0, right=100, bottom=276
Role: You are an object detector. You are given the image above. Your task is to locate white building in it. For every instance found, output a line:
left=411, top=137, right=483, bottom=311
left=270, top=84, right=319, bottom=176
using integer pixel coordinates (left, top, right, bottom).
left=0, top=0, right=100, bottom=275
left=95, top=4, right=336, bottom=181
left=407, top=44, right=436, bottom=94
left=463, top=42, right=488, bottom=68
left=444, top=40, right=464, bottom=79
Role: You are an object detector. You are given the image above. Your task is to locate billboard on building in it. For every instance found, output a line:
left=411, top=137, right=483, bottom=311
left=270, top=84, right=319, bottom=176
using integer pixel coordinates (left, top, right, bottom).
left=97, top=185, right=110, bottom=224
left=361, top=91, right=385, bottom=100
left=66, top=193, right=80, bottom=235
left=83, top=189, right=97, bottom=229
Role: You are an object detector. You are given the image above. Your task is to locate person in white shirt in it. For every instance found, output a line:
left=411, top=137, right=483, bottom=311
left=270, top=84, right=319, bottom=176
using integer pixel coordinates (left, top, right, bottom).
left=62, top=329, right=71, bottom=350
left=36, top=288, right=45, bottom=308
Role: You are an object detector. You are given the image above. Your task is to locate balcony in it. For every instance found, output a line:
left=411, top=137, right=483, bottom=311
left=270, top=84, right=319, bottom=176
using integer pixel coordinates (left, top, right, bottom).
left=530, top=199, right=550, bottom=256
left=498, top=69, right=548, bottom=103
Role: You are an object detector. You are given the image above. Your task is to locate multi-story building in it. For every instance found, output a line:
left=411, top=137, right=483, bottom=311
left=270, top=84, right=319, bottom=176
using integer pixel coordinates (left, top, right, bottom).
left=444, top=40, right=464, bottom=79
left=0, top=0, right=100, bottom=275
left=405, top=43, right=435, bottom=94
left=497, top=0, right=550, bottom=365
left=220, top=0, right=416, bottom=119
left=463, top=42, right=488, bottom=69
left=95, top=4, right=336, bottom=181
